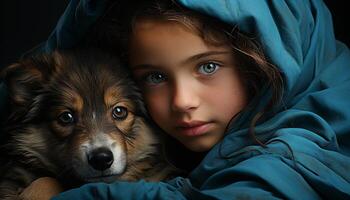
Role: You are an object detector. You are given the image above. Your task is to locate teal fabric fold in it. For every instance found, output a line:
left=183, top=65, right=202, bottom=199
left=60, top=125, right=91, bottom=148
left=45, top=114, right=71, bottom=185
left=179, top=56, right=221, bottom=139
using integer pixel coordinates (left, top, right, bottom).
left=26, top=0, right=109, bottom=55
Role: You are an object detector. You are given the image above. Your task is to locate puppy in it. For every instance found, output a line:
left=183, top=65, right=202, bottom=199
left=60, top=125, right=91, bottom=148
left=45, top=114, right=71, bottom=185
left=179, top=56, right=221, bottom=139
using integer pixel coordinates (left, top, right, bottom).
left=0, top=49, right=178, bottom=199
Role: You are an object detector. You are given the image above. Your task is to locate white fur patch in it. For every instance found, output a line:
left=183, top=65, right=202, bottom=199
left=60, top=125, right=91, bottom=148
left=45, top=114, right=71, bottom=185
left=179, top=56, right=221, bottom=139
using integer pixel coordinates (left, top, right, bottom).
left=73, top=133, right=126, bottom=182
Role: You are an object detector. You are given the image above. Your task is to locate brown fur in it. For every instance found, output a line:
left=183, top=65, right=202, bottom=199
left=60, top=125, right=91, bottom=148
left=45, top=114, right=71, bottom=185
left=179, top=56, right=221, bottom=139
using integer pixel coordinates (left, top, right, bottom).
left=0, top=49, right=178, bottom=200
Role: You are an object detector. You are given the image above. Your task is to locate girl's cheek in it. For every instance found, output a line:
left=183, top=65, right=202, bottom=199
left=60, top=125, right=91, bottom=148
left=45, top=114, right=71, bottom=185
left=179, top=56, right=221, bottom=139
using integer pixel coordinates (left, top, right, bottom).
left=144, top=92, right=168, bottom=122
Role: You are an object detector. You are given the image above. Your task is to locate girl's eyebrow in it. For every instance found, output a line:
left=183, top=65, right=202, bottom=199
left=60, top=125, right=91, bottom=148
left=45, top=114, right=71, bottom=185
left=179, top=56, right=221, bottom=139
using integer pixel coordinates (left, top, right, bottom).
left=182, top=50, right=230, bottom=65
left=131, top=64, right=162, bottom=70
left=131, top=51, right=230, bottom=70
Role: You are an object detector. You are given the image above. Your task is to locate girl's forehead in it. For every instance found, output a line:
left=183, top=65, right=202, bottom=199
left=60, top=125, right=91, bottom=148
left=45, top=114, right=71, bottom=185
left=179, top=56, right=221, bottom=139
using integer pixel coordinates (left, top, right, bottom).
left=130, top=19, right=228, bottom=50
left=132, top=18, right=192, bottom=35
left=131, top=17, right=229, bottom=50
left=130, top=20, right=201, bottom=53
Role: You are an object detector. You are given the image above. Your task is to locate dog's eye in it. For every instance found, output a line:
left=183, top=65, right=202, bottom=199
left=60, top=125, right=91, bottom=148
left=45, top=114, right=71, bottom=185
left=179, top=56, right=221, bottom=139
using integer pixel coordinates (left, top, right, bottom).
left=58, top=111, right=75, bottom=125
left=112, top=106, right=128, bottom=120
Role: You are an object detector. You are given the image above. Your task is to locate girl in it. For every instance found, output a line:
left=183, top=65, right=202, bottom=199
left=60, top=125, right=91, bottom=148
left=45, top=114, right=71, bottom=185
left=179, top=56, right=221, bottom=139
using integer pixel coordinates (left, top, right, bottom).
left=17, top=0, right=350, bottom=199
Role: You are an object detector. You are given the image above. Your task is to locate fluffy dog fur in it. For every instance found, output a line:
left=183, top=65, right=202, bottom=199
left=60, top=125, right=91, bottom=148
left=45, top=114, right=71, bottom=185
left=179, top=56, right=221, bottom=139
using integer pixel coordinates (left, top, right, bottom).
left=0, top=49, right=178, bottom=199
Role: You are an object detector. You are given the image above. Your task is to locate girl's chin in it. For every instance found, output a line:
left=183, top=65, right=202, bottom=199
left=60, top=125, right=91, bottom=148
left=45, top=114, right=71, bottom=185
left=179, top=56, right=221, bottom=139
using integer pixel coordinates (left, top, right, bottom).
left=179, top=136, right=218, bottom=152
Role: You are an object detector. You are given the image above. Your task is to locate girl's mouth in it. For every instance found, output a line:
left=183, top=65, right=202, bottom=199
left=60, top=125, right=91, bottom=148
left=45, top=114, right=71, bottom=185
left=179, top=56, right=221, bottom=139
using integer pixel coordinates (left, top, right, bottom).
left=175, top=121, right=212, bottom=136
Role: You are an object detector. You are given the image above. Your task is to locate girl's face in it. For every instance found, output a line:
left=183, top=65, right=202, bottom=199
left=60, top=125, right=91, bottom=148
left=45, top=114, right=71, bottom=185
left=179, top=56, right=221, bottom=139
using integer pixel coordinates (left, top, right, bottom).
left=129, top=19, right=248, bottom=152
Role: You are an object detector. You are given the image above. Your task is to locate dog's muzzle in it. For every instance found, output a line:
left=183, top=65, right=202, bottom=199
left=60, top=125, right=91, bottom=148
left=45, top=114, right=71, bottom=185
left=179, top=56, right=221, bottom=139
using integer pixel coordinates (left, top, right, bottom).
left=88, top=147, right=114, bottom=171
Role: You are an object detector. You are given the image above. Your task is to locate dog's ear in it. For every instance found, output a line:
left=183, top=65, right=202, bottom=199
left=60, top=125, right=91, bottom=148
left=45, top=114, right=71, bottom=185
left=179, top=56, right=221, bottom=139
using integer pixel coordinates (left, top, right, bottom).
left=1, top=51, right=65, bottom=105
left=2, top=60, right=47, bottom=106
left=0, top=53, right=59, bottom=122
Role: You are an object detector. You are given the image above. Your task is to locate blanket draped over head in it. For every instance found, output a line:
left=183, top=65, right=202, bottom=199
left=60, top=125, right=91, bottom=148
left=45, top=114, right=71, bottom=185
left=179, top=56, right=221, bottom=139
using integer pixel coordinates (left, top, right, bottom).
left=1, top=0, right=349, bottom=199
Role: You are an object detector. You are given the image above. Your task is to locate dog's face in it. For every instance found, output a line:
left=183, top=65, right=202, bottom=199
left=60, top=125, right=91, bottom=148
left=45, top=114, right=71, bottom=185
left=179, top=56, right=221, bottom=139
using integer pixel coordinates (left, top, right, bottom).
left=2, top=50, right=158, bottom=183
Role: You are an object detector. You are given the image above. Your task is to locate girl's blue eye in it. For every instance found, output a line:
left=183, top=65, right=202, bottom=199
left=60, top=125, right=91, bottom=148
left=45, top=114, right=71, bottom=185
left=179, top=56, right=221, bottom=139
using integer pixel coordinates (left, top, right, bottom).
left=145, top=73, right=166, bottom=85
left=198, top=62, right=220, bottom=75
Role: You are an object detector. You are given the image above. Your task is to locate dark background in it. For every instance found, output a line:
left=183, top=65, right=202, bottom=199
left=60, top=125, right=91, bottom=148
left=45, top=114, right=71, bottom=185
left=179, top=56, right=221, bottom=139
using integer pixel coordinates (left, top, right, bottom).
left=0, top=0, right=349, bottom=68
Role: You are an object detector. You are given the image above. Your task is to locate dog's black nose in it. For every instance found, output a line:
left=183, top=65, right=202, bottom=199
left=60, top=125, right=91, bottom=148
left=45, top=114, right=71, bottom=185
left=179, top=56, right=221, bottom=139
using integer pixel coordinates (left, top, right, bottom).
left=88, top=147, right=114, bottom=171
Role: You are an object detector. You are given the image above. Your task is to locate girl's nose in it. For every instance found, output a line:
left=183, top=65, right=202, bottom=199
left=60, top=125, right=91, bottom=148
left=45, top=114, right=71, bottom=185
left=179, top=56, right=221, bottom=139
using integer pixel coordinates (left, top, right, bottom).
left=171, top=80, right=199, bottom=112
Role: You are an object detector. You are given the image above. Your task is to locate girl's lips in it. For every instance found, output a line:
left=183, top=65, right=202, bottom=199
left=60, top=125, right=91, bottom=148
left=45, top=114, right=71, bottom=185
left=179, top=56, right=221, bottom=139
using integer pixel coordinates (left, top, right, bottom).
left=175, top=121, right=212, bottom=137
